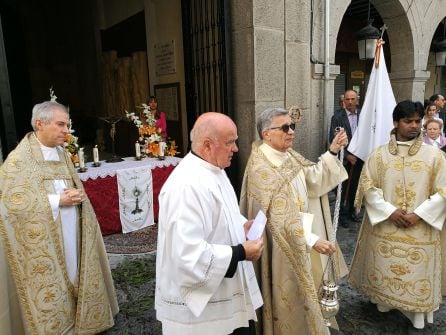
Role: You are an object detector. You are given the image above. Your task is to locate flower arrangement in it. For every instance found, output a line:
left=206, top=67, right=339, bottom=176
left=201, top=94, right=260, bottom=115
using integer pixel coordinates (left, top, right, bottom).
left=165, top=140, right=179, bottom=156
left=64, top=122, right=80, bottom=166
left=64, top=131, right=79, bottom=155
left=125, top=103, right=179, bottom=157
left=49, top=87, right=80, bottom=166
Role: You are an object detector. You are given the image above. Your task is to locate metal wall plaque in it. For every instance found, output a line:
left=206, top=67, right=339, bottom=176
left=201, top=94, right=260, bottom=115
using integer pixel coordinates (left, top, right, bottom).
left=154, top=40, right=176, bottom=76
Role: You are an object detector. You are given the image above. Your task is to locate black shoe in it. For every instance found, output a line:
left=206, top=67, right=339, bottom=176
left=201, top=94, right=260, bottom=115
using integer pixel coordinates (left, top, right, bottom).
left=339, top=216, right=349, bottom=228
left=349, top=212, right=361, bottom=222
left=340, top=204, right=349, bottom=217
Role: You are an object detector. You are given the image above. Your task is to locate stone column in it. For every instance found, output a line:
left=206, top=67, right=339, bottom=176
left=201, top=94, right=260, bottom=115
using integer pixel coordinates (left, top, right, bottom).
left=284, top=0, right=313, bottom=157
left=230, top=0, right=285, bottom=182
left=311, top=63, right=340, bottom=157
left=231, top=0, right=343, bottom=171
left=390, top=70, right=431, bottom=103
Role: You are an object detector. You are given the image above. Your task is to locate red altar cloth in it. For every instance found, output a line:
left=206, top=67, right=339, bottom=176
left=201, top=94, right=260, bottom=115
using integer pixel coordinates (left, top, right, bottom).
left=82, top=165, right=176, bottom=235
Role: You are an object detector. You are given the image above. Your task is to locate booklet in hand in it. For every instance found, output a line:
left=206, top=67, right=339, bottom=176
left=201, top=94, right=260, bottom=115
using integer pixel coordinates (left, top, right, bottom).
left=247, top=210, right=267, bottom=240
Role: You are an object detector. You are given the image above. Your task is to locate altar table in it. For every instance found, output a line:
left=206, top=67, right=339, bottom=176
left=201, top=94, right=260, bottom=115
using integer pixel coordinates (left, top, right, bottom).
left=79, top=157, right=181, bottom=235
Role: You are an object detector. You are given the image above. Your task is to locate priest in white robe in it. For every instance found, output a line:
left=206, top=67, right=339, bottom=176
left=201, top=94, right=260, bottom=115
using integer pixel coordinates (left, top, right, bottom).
left=240, top=107, right=349, bottom=335
left=155, top=112, right=264, bottom=335
left=349, top=100, right=446, bottom=330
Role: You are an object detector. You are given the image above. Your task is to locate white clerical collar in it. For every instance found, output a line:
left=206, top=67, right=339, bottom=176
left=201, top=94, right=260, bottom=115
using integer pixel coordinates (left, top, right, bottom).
left=34, top=133, right=61, bottom=160
left=40, top=143, right=59, bottom=152
left=259, top=142, right=289, bottom=167
left=189, top=151, right=223, bottom=172
left=396, top=138, right=416, bottom=146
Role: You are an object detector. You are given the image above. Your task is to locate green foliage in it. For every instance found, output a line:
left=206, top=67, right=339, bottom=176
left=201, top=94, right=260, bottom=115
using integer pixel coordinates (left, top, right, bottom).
left=110, top=257, right=160, bottom=327
left=112, top=258, right=155, bottom=287
left=120, top=295, right=154, bottom=317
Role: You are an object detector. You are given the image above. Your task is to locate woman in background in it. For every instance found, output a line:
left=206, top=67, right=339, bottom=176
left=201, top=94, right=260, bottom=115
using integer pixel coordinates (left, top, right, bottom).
left=148, top=95, right=167, bottom=139
left=423, top=118, right=446, bottom=149
left=421, top=102, right=439, bottom=136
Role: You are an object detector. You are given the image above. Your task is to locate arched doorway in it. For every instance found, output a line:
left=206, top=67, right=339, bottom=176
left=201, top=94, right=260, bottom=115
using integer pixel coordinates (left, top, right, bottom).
left=334, top=1, right=390, bottom=109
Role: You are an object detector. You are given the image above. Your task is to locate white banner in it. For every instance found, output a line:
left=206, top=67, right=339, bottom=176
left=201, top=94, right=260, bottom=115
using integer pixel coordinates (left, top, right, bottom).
left=117, top=166, right=154, bottom=233
left=348, top=43, right=396, bottom=161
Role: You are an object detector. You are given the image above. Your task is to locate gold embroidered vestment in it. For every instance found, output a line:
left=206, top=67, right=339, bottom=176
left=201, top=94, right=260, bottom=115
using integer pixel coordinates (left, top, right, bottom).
left=240, top=142, right=348, bottom=335
left=349, top=138, right=446, bottom=316
left=0, top=133, right=118, bottom=335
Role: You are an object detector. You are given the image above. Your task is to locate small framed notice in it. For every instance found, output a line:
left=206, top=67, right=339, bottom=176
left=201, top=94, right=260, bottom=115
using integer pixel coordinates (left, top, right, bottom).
left=154, top=83, right=180, bottom=121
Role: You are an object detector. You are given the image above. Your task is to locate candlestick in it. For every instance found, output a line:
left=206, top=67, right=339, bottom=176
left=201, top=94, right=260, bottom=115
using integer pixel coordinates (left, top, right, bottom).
left=93, top=146, right=99, bottom=163
left=135, top=142, right=141, bottom=158
left=77, top=148, right=87, bottom=172
left=92, top=145, right=101, bottom=167
left=78, top=148, right=85, bottom=168
left=158, top=141, right=165, bottom=160
left=158, top=141, right=165, bottom=157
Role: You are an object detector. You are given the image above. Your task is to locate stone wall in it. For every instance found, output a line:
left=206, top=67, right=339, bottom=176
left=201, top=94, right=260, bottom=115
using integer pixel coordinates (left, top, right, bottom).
left=230, top=0, right=446, bottom=180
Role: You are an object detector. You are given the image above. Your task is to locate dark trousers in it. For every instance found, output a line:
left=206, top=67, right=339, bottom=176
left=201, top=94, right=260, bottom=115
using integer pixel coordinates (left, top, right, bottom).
left=229, top=320, right=256, bottom=335
left=341, top=159, right=364, bottom=213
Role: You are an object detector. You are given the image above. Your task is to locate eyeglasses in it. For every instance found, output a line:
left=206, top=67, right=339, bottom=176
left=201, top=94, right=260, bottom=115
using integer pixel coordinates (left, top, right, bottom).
left=267, top=123, right=296, bottom=133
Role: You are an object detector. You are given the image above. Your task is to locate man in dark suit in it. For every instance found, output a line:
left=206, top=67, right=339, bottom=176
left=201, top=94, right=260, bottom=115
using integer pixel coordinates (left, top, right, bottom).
left=336, top=94, right=345, bottom=112
left=329, top=89, right=363, bottom=225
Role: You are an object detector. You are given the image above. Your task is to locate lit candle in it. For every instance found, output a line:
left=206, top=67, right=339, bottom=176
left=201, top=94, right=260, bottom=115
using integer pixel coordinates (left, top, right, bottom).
left=135, top=142, right=141, bottom=158
left=158, top=141, right=165, bottom=157
left=78, top=148, right=85, bottom=168
left=93, top=145, right=99, bottom=163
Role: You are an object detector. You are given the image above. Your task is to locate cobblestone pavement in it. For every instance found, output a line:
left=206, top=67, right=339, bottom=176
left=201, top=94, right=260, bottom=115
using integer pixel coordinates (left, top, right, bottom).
left=103, top=212, right=446, bottom=335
